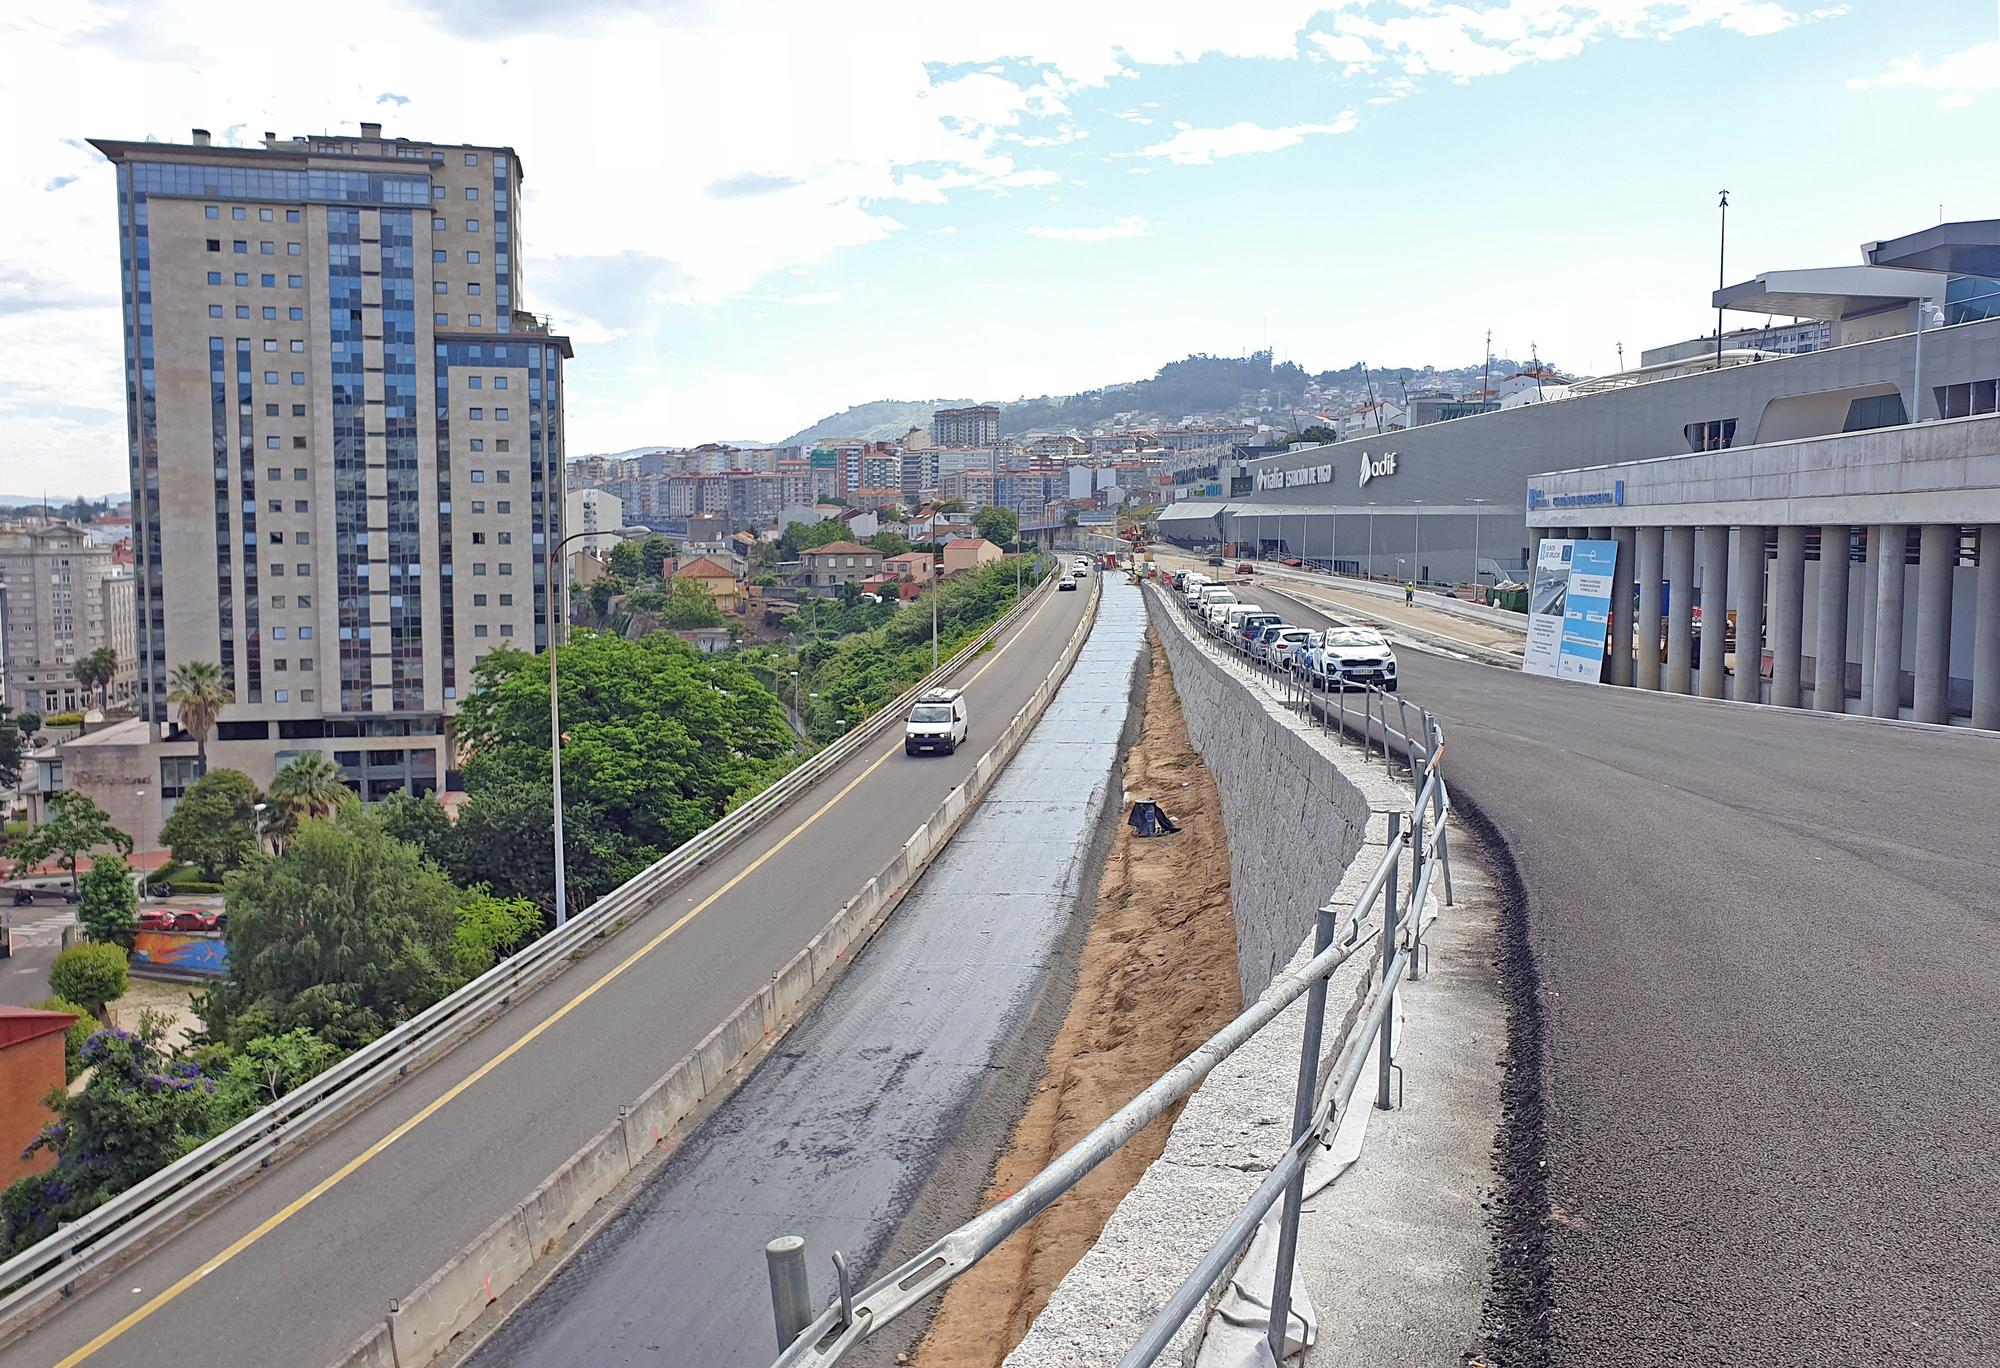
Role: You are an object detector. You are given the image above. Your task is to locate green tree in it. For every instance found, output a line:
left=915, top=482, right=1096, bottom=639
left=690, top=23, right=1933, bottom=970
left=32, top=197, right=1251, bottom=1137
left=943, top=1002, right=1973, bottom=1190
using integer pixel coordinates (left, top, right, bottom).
left=73, top=646, right=121, bottom=719
left=972, top=505, right=1019, bottom=549
left=586, top=574, right=623, bottom=615
left=49, top=943, right=129, bottom=1021
left=608, top=538, right=645, bottom=580
left=869, top=530, right=910, bottom=557
left=202, top=807, right=463, bottom=1050
left=211, top=1028, right=344, bottom=1127
left=157, top=768, right=263, bottom=880
left=779, top=517, right=853, bottom=560
left=640, top=535, right=678, bottom=578
left=166, top=660, right=233, bottom=776
left=12, top=790, right=132, bottom=893
left=0, top=1018, right=220, bottom=1254
left=452, top=634, right=795, bottom=910
left=1291, top=424, right=1340, bottom=446
left=375, top=790, right=455, bottom=864
left=661, top=576, right=724, bottom=629
left=265, top=752, right=350, bottom=848
left=78, top=854, right=139, bottom=950
left=451, top=890, right=545, bottom=980
left=0, top=702, right=21, bottom=792
left=28, top=996, right=96, bottom=1081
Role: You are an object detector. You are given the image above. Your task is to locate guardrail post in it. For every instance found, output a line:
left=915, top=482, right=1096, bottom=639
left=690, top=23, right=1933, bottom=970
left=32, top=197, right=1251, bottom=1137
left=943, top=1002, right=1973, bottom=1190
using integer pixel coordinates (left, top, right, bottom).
left=766, top=1236, right=812, bottom=1350
left=1378, top=813, right=1401, bottom=1111
left=1409, top=804, right=1425, bottom=982
left=1266, top=897, right=1338, bottom=1363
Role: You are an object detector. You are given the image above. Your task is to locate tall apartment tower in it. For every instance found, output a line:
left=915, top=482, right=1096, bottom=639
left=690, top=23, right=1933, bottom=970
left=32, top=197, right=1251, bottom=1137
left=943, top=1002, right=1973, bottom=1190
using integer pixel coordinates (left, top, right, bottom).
left=930, top=404, right=1000, bottom=447
left=88, top=122, right=569, bottom=802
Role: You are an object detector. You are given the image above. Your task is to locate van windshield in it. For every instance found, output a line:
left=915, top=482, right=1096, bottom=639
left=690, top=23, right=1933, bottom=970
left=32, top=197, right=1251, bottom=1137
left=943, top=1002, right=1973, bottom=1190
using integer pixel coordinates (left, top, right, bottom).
left=910, top=704, right=953, bottom=723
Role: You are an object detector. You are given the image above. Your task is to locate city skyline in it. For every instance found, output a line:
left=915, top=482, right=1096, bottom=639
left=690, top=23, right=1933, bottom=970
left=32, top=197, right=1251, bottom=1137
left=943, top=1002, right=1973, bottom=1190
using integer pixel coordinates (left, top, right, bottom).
left=4, top=0, right=1996, bottom=492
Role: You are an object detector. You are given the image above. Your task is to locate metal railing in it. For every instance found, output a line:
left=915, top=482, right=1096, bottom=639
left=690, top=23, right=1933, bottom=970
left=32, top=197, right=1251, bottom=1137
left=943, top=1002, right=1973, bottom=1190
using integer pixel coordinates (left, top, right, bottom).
left=760, top=574, right=1452, bottom=1367
left=0, top=566, right=1060, bottom=1328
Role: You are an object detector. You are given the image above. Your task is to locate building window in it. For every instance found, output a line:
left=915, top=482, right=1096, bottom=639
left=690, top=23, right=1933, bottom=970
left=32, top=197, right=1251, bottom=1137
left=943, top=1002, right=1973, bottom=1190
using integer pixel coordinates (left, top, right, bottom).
left=468, top=375, right=482, bottom=389
left=493, top=376, right=507, bottom=389
left=495, top=439, right=509, bottom=452
left=470, top=470, right=485, bottom=483
left=209, top=304, right=224, bottom=317
left=473, top=563, right=487, bottom=576
left=469, top=407, right=482, bottom=420
left=467, top=313, right=481, bottom=327
left=263, top=306, right=277, bottom=320
left=288, top=274, right=302, bottom=287
left=260, top=241, right=274, bottom=255
left=205, top=205, right=220, bottom=219
left=474, top=624, right=488, bottom=637
left=264, top=370, right=278, bottom=383
left=496, top=469, right=509, bottom=483
left=496, top=500, right=510, bottom=513
left=434, top=280, right=448, bottom=294
left=295, top=499, right=308, bottom=511
left=434, top=215, right=447, bottom=230
left=299, top=657, right=313, bottom=671
left=469, top=439, right=484, bottom=451
left=470, top=500, right=485, bottom=513
left=435, top=312, right=449, bottom=326
left=494, top=407, right=507, bottom=421
left=473, top=593, right=487, bottom=606
left=471, top=532, right=486, bottom=544
left=499, top=592, right=512, bottom=606
left=290, top=307, right=302, bottom=320
left=234, top=272, right=249, bottom=286
left=207, top=270, right=222, bottom=284
left=467, top=282, right=481, bottom=295
left=207, top=239, right=221, bottom=252
left=292, top=372, right=305, bottom=384
left=287, top=242, right=302, bottom=255
left=465, top=186, right=479, bottom=200
left=272, top=626, right=286, bottom=640
left=466, top=250, right=480, bottom=264
left=435, top=249, right=448, bottom=262
left=237, top=306, right=251, bottom=319
left=260, top=208, right=273, bottom=222
left=499, top=562, right=512, bottom=575
left=497, top=531, right=511, bottom=544
left=465, top=153, right=479, bottom=166
left=299, top=626, right=313, bottom=639
left=1843, top=393, right=1909, bottom=432
left=287, top=210, right=300, bottom=223
left=433, top=185, right=446, bottom=200
left=290, top=339, right=304, bottom=352
left=500, top=624, right=514, bottom=637
left=274, top=689, right=289, bottom=703
left=1935, top=378, right=2000, bottom=419
left=261, top=273, right=276, bottom=286
left=466, top=219, right=479, bottom=232
left=264, top=338, right=278, bottom=351
left=234, top=240, right=247, bottom=253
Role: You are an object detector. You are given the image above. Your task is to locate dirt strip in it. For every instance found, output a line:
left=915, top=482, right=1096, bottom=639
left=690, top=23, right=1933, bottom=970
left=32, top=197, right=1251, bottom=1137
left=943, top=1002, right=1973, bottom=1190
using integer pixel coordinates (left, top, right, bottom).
left=914, top=629, right=1241, bottom=1368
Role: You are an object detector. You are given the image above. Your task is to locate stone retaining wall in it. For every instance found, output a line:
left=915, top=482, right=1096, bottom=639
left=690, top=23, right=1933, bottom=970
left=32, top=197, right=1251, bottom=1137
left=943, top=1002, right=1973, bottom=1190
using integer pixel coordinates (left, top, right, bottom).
left=1146, top=587, right=1372, bottom=998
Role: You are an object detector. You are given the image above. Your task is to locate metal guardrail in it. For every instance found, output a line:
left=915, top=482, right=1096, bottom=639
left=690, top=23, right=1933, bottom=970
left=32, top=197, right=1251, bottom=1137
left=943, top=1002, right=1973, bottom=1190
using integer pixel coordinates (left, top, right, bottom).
left=760, top=572, right=1453, bottom=1367
left=0, top=565, right=1060, bottom=1329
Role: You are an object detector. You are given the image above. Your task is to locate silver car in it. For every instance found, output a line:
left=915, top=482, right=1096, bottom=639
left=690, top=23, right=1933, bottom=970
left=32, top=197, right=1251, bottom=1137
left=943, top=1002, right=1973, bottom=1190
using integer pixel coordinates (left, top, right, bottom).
left=1267, top=627, right=1319, bottom=670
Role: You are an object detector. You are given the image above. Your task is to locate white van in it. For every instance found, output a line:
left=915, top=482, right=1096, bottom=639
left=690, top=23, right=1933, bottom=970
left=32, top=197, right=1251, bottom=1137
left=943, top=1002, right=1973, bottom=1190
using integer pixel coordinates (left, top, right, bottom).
left=1181, top=573, right=1212, bottom=604
left=1220, top=603, right=1265, bottom=638
left=1197, top=588, right=1237, bottom=628
left=905, top=688, right=969, bottom=756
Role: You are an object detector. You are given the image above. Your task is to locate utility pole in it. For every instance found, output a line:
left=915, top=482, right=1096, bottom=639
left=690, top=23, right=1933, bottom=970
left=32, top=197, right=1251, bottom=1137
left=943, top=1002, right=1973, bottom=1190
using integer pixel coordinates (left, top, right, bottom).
left=1361, top=362, right=1383, bottom=434
left=1716, top=189, right=1730, bottom=370
left=1617, top=340, right=1625, bottom=372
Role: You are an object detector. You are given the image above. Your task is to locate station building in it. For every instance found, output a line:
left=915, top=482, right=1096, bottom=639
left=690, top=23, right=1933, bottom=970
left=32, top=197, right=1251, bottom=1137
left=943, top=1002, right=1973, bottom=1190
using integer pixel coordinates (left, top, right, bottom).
left=1154, top=218, right=2000, bottom=725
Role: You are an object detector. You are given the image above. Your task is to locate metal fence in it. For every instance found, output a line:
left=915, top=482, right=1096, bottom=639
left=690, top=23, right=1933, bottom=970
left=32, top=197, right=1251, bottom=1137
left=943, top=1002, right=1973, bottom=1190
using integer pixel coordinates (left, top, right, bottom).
left=0, top=566, right=1059, bottom=1330
left=760, top=572, right=1453, bottom=1367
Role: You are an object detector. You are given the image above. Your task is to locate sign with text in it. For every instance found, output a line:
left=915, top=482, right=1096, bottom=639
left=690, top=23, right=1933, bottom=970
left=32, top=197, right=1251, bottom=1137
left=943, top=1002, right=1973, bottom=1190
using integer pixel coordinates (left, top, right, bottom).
left=1522, top=538, right=1619, bottom=681
left=1254, top=461, right=1335, bottom=492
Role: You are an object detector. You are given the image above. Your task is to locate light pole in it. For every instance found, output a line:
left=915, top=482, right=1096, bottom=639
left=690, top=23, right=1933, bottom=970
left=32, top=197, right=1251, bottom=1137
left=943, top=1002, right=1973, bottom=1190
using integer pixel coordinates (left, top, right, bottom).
left=1715, top=189, right=1730, bottom=370
left=547, top=522, right=651, bottom=927
left=930, top=508, right=941, bottom=672
left=789, top=670, right=801, bottom=727
left=252, top=800, right=269, bottom=857
left=134, top=788, right=151, bottom=902
left=1470, top=498, right=1489, bottom=586
left=1411, top=499, right=1425, bottom=584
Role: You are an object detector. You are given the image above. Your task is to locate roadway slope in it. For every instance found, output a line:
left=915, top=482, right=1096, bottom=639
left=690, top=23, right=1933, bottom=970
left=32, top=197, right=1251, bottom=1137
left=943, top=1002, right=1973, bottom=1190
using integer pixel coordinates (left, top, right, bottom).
left=1250, top=578, right=1999, bottom=1366
left=1, top=581, right=1093, bottom=1368
left=465, top=584, right=1150, bottom=1368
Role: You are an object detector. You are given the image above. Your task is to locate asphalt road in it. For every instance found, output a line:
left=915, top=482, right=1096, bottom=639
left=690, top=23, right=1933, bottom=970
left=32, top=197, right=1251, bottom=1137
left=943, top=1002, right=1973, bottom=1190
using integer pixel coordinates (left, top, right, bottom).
left=466, top=584, right=1149, bottom=1368
left=1235, top=577, right=2000, bottom=1367
left=1, top=899, right=75, bottom=1007
left=0, top=579, right=1094, bottom=1368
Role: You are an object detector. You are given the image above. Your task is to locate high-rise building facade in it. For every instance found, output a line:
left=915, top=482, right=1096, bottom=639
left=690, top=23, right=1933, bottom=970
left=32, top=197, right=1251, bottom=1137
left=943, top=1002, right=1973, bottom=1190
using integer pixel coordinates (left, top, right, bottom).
left=0, top=522, right=137, bottom=715
left=86, top=121, right=570, bottom=802
left=931, top=404, right=1000, bottom=447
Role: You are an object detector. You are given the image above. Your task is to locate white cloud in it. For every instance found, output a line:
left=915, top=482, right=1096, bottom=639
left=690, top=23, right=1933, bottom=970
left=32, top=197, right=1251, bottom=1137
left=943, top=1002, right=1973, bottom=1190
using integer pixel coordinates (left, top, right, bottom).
left=1847, top=40, right=1999, bottom=104
left=1138, top=112, right=1358, bottom=165
left=1026, top=214, right=1152, bottom=242
left=1309, top=33, right=1378, bottom=66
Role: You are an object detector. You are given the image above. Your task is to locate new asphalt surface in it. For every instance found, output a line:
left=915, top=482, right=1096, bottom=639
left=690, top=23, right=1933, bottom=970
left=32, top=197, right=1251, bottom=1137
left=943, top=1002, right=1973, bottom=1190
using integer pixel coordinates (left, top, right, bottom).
left=464, top=583, right=1149, bottom=1368
left=0, top=579, right=1094, bottom=1368
left=1237, top=576, right=2000, bottom=1367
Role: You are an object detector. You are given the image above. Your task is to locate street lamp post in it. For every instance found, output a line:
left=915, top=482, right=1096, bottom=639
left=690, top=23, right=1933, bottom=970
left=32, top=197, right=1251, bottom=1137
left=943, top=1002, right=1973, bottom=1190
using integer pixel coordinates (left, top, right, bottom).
left=134, top=788, right=151, bottom=903
left=1470, top=498, right=1489, bottom=585
left=547, top=522, right=651, bottom=927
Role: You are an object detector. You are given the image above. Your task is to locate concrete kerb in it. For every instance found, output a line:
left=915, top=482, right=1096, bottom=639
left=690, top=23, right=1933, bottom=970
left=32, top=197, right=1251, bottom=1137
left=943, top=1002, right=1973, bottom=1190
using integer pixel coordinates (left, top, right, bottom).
left=325, top=573, right=1106, bottom=1368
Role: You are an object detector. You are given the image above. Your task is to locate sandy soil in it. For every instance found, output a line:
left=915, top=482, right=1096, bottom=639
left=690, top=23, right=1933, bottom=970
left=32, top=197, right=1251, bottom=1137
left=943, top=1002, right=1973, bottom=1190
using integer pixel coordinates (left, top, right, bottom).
left=913, top=628, right=1241, bottom=1368
left=112, top=975, right=204, bottom=1047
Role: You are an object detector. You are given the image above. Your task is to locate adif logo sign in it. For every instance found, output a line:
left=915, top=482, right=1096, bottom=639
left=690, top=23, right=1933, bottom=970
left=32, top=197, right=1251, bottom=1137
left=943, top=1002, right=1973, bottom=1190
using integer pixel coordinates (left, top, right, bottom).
left=1357, top=451, right=1398, bottom=487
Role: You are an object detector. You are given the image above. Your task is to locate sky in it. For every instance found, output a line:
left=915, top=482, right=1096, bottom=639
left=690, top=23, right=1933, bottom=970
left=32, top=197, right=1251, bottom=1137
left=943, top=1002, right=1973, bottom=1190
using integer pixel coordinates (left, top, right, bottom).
left=2, top=0, right=1995, bottom=494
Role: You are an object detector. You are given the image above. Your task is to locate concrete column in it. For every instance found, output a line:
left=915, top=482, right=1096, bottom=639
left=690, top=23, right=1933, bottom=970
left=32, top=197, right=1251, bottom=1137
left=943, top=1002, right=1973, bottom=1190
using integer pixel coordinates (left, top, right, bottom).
left=1814, top=524, right=1851, bottom=712
left=1636, top=526, right=1664, bottom=691
left=1608, top=527, right=1637, bottom=686
left=1974, top=525, right=2000, bottom=731
left=1664, top=527, right=1695, bottom=694
left=1870, top=523, right=1906, bottom=719
left=1732, top=526, right=1766, bottom=703
left=1859, top=526, right=1880, bottom=714
left=1913, top=523, right=1956, bottom=725
left=1699, top=525, right=1729, bottom=699
left=1769, top=526, right=1806, bottom=708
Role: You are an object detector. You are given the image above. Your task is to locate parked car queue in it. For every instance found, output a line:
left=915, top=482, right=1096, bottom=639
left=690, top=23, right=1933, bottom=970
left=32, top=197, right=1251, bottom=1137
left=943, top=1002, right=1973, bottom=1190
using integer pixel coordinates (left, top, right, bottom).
left=1168, top=569, right=1398, bottom=692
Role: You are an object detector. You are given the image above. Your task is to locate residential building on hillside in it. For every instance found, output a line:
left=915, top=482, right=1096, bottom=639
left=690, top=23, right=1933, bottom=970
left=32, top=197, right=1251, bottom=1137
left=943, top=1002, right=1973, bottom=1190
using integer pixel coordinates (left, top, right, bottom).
left=931, top=404, right=1000, bottom=447
left=797, top=541, right=882, bottom=595
left=72, top=119, right=571, bottom=835
left=942, top=537, right=1002, bottom=576
left=0, top=521, right=137, bottom=714
left=671, top=556, right=740, bottom=613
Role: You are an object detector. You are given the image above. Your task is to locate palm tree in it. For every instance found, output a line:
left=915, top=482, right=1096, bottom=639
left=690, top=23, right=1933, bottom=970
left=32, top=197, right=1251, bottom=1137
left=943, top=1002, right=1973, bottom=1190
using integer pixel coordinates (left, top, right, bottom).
left=74, top=646, right=121, bottom=724
left=267, top=752, right=350, bottom=845
left=165, top=660, right=233, bottom=777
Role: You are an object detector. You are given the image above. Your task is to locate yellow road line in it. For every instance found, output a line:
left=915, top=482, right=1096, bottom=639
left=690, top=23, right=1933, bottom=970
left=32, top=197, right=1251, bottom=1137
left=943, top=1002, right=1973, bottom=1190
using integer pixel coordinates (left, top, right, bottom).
left=50, top=583, right=1067, bottom=1368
